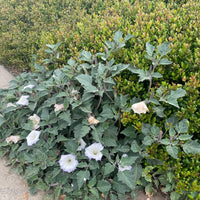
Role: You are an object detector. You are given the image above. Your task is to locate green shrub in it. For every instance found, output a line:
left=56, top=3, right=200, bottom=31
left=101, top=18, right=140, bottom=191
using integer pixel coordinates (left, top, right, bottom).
left=1, top=32, right=199, bottom=200
left=0, top=0, right=200, bottom=198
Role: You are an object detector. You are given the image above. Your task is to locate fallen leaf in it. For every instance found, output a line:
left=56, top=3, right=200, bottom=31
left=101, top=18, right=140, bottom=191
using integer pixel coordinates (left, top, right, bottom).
left=17, top=192, right=28, bottom=200
left=58, top=194, right=66, bottom=200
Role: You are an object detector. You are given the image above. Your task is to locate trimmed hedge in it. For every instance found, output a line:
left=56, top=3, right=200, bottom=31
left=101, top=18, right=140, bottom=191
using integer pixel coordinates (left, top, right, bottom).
left=0, top=0, right=200, bottom=198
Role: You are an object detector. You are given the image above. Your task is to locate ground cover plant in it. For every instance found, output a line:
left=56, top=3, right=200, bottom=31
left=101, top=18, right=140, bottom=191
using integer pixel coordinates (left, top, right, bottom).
left=0, top=32, right=200, bottom=200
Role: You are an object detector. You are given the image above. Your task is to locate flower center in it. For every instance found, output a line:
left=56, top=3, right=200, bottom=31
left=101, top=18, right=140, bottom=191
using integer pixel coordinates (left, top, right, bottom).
left=93, top=149, right=98, bottom=155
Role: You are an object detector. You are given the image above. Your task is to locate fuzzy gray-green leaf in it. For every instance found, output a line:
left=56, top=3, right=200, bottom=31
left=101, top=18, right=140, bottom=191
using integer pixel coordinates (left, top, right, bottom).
left=182, top=140, right=200, bottom=154
left=166, top=145, right=178, bottom=159
left=146, top=42, right=155, bottom=57
left=118, top=170, right=135, bottom=189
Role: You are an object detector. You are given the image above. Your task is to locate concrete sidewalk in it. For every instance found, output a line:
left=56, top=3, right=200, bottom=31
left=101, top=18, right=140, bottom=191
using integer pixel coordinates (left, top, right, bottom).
left=0, top=65, right=46, bottom=200
left=0, top=65, right=14, bottom=89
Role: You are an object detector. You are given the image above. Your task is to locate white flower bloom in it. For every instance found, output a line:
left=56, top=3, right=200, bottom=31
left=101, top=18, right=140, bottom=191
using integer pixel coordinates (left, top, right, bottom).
left=26, top=130, right=41, bottom=146
left=85, top=143, right=104, bottom=161
left=29, top=114, right=40, bottom=130
left=7, top=103, right=16, bottom=107
left=54, top=104, right=64, bottom=112
left=88, top=116, right=100, bottom=125
left=6, top=135, right=21, bottom=144
left=131, top=101, right=149, bottom=114
left=59, top=154, right=78, bottom=173
left=23, top=84, right=35, bottom=90
left=77, top=138, right=86, bottom=151
left=84, top=178, right=87, bottom=181
left=16, top=95, right=30, bottom=106
left=118, top=154, right=132, bottom=172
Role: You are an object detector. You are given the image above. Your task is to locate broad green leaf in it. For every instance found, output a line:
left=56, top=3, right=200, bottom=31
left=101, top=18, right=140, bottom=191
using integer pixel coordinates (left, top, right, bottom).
left=110, top=193, right=118, bottom=200
left=89, top=188, right=99, bottom=198
left=0, top=116, right=5, bottom=127
left=131, top=141, right=141, bottom=152
left=146, top=42, right=155, bottom=57
left=132, top=164, right=143, bottom=183
left=175, top=119, right=189, bottom=134
left=77, top=162, right=88, bottom=168
left=112, top=179, right=130, bottom=194
left=143, top=136, right=154, bottom=146
left=167, top=172, right=174, bottom=183
left=67, top=58, right=76, bottom=66
left=104, top=163, right=115, bottom=176
left=89, top=160, right=99, bottom=170
left=163, top=184, right=172, bottom=193
left=24, top=166, right=39, bottom=178
left=113, top=145, right=130, bottom=153
left=64, top=139, right=78, bottom=154
left=76, top=170, right=90, bottom=189
left=170, top=192, right=181, bottom=200
left=153, top=106, right=165, bottom=117
left=166, top=145, right=179, bottom=159
left=141, top=123, right=152, bottom=135
left=169, top=88, right=186, bottom=99
left=159, top=58, right=172, bottom=65
left=100, top=106, right=114, bottom=119
left=151, top=125, right=160, bottom=137
left=35, top=179, right=48, bottom=191
left=121, top=156, right=138, bottom=166
left=118, top=170, right=135, bottom=189
left=102, top=136, right=117, bottom=147
left=97, top=180, right=111, bottom=193
left=149, top=98, right=160, bottom=105
left=152, top=72, right=163, bottom=78
left=111, top=64, right=129, bottom=77
left=138, top=70, right=151, bottom=82
left=182, top=140, right=200, bottom=154
left=58, top=111, right=71, bottom=126
left=178, top=134, right=192, bottom=141
left=46, top=42, right=61, bottom=50
left=161, top=88, right=186, bottom=108
left=76, top=74, right=98, bottom=93
left=97, top=63, right=106, bottom=76
left=79, top=50, right=92, bottom=62
left=88, top=177, right=96, bottom=188
left=82, top=92, right=94, bottom=102
left=157, top=42, right=171, bottom=56
left=90, top=128, right=103, bottom=143
left=56, top=135, right=68, bottom=142
left=124, top=34, right=134, bottom=41
left=169, top=127, right=176, bottom=137
left=113, top=30, right=123, bottom=42
left=121, top=126, right=136, bottom=138
left=74, top=125, right=90, bottom=139
left=56, top=92, right=67, bottom=98
left=160, top=139, right=170, bottom=145
left=40, top=108, right=49, bottom=120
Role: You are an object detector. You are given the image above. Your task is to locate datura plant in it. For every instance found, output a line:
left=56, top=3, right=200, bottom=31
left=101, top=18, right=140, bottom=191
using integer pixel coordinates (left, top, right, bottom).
left=0, top=31, right=199, bottom=200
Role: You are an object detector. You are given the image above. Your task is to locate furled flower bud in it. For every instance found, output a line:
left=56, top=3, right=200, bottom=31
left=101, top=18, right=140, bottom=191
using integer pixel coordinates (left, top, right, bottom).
left=88, top=116, right=99, bottom=125
left=131, top=101, right=149, bottom=114
left=6, top=135, right=21, bottom=144
left=54, top=104, right=64, bottom=112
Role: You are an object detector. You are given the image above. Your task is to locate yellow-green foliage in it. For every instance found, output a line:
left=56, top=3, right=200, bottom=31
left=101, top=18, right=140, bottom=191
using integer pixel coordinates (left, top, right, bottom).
left=0, top=0, right=200, bottom=196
